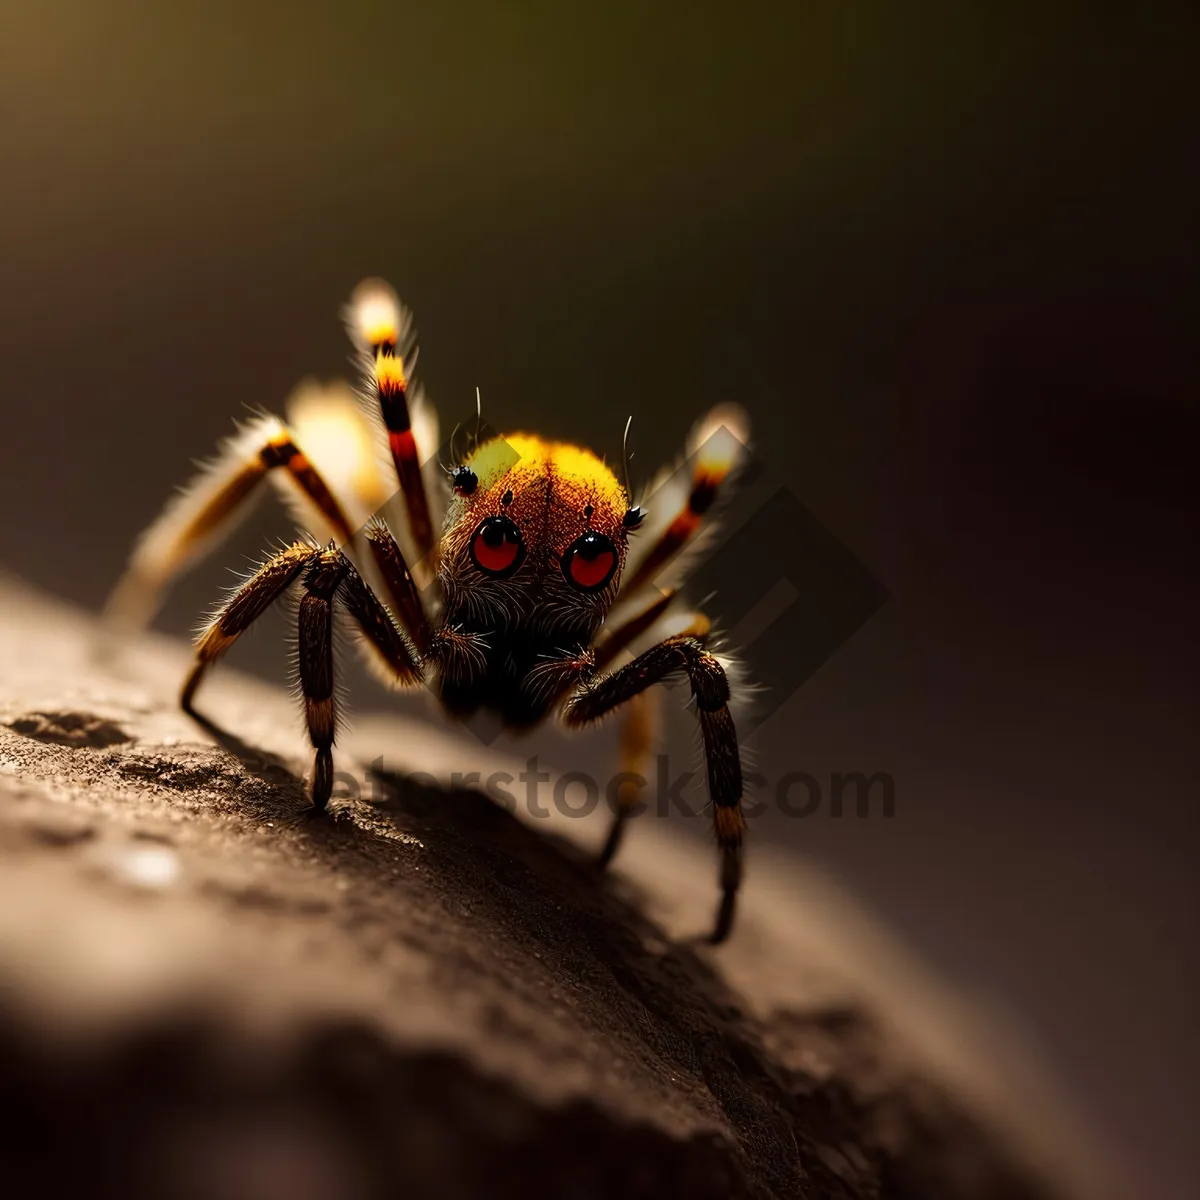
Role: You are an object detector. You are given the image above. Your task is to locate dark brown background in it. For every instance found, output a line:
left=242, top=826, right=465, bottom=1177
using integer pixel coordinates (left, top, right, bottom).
left=1, top=5, right=1195, bottom=1197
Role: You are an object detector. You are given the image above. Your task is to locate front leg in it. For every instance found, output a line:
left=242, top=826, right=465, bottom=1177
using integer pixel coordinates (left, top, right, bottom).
left=296, top=550, right=350, bottom=811
left=303, top=549, right=425, bottom=808
left=563, top=635, right=745, bottom=944
left=181, top=541, right=424, bottom=812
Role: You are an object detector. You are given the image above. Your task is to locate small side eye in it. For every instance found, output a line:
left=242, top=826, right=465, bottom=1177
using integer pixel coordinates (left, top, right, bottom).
left=623, top=506, right=646, bottom=530
left=452, top=466, right=478, bottom=496
left=562, top=530, right=618, bottom=593
left=470, top=515, right=524, bottom=577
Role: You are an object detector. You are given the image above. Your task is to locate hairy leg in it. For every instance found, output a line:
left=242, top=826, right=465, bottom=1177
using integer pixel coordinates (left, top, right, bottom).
left=345, top=280, right=440, bottom=567
left=181, top=541, right=423, bottom=809
left=107, top=416, right=355, bottom=631
left=180, top=541, right=318, bottom=712
left=564, top=634, right=745, bottom=943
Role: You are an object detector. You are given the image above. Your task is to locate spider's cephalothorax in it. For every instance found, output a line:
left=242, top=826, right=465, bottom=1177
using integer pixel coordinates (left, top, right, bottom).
left=106, top=279, right=752, bottom=942
left=437, top=434, right=632, bottom=727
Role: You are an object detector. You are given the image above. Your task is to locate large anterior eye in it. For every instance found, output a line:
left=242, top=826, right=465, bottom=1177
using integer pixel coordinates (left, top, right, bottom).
left=470, top=515, right=524, bottom=578
left=562, top=530, right=617, bottom=593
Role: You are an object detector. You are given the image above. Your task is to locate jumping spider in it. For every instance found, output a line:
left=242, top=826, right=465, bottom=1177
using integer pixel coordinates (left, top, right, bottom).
left=107, top=280, right=751, bottom=941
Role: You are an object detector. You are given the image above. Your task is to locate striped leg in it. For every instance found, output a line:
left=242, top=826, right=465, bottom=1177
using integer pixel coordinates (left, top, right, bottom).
left=299, top=549, right=423, bottom=807
left=362, top=517, right=433, bottom=656
left=297, top=551, right=343, bottom=809
left=182, top=543, right=422, bottom=810
left=181, top=541, right=318, bottom=713
left=106, top=415, right=356, bottom=632
left=593, top=589, right=678, bottom=671
left=590, top=599, right=711, bottom=864
left=564, top=634, right=746, bottom=944
left=616, top=404, right=749, bottom=602
left=336, top=544, right=425, bottom=696
left=345, top=279, right=438, bottom=568
left=598, top=687, right=660, bottom=867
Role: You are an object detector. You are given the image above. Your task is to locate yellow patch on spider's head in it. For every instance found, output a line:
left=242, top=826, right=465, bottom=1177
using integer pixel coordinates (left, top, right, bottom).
left=454, top=434, right=631, bottom=566
left=546, top=441, right=628, bottom=520
left=481, top=434, right=625, bottom=511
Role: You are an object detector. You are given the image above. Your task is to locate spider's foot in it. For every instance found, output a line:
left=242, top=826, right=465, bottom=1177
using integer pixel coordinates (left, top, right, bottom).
left=596, top=812, right=629, bottom=870
left=708, top=888, right=737, bottom=945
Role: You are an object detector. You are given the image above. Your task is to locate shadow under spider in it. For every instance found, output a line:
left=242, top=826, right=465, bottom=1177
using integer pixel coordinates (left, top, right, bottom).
left=187, top=704, right=717, bottom=972
left=185, top=707, right=301, bottom=790
left=176, top=712, right=1013, bottom=1199
left=188, top=705, right=718, bottom=982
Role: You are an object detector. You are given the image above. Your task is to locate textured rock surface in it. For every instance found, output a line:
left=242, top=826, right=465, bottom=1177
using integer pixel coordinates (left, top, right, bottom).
left=0, top=577, right=1101, bottom=1199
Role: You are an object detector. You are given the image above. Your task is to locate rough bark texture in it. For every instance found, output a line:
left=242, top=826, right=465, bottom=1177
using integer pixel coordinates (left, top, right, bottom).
left=0, top=577, right=1100, bottom=1199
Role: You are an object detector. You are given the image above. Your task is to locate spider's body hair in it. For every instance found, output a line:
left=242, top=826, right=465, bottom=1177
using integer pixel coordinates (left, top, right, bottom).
left=108, top=279, right=755, bottom=942
left=434, top=432, right=632, bottom=727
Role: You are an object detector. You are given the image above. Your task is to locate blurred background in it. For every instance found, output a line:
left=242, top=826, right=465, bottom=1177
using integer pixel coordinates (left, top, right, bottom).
left=0, top=4, right=1195, bottom=1196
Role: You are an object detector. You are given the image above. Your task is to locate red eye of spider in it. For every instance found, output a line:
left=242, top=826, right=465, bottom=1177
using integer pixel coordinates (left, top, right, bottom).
left=470, top=515, right=524, bottom=578
left=562, top=530, right=617, bottom=593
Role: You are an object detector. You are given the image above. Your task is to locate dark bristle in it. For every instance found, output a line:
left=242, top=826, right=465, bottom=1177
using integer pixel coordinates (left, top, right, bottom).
left=452, top=466, right=478, bottom=496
